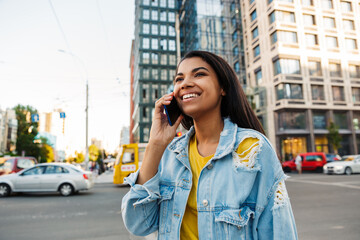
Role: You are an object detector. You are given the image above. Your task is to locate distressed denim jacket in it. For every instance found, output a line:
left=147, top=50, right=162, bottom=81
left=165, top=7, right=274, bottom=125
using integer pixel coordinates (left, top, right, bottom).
left=122, top=118, right=298, bottom=240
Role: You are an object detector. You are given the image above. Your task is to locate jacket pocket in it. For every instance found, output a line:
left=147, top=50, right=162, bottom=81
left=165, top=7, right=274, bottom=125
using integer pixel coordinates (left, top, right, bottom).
left=214, top=206, right=254, bottom=240
left=158, top=184, right=175, bottom=234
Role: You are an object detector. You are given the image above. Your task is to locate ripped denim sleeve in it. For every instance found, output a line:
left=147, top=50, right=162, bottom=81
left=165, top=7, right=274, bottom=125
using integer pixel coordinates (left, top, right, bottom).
left=232, top=136, right=261, bottom=170
left=271, top=179, right=298, bottom=240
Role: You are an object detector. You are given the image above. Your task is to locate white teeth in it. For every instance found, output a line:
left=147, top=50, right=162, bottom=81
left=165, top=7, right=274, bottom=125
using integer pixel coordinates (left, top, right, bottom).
left=183, top=93, right=199, bottom=100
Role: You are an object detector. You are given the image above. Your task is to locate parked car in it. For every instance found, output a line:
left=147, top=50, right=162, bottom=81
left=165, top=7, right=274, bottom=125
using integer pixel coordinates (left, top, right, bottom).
left=325, top=153, right=341, bottom=163
left=282, top=152, right=327, bottom=173
left=0, top=163, right=94, bottom=197
left=0, top=156, right=37, bottom=176
left=323, top=155, right=360, bottom=175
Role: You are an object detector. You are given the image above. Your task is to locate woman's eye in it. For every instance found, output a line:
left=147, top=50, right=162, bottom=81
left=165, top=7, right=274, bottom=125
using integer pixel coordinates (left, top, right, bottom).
left=195, top=72, right=205, bottom=77
left=174, top=78, right=183, bottom=82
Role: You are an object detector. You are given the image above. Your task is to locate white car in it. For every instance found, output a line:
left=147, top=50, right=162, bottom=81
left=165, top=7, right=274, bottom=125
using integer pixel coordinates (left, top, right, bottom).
left=0, top=163, right=94, bottom=197
left=323, top=155, right=360, bottom=175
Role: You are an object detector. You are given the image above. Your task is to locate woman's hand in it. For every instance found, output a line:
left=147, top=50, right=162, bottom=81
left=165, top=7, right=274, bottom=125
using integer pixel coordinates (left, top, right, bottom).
left=149, top=92, right=183, bottom=147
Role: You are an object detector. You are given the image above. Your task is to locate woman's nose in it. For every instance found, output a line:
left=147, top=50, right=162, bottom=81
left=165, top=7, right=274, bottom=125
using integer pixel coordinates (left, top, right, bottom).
left=180, top=76, right=194, bottom=89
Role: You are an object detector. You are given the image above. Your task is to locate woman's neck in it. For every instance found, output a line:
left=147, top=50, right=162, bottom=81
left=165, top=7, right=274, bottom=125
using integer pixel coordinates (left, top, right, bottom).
left=193, top=114, right=224, bottom=145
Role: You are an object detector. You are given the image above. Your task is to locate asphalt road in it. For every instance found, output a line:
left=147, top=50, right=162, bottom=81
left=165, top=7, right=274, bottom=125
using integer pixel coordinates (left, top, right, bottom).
left=0, top=172, right=359, bottom=240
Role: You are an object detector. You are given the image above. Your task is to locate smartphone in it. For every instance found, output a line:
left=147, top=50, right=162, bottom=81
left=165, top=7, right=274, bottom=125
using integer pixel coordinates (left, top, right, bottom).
left=163, top=97, right=182, bottom=126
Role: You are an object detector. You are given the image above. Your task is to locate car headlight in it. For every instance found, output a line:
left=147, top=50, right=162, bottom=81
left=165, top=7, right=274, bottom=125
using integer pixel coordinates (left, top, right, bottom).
left=334, top=166, right=344, bottom=170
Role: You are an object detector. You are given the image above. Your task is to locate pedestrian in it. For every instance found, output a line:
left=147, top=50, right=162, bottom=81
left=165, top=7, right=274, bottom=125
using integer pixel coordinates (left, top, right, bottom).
left=295, top=154, right=302, bottom=175
left=121, top=51, right=298, bottom=239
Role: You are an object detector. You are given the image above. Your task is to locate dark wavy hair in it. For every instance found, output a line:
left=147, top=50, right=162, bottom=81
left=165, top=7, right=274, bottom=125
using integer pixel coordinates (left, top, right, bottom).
left=177, top=50, right=265, bottom=135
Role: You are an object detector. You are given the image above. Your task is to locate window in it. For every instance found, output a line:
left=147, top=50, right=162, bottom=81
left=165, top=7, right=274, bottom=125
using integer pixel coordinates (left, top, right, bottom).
left=169, top=55, right=176, bottom=65
left=311, top=85, right=325, bottom=100
left=168, top=0, right=175, bottom=8
left=323, top=17, right=336, bottom=28
left=151, top=24, right=158, bottom=35
left=161, top=69, right=167, bottom=80
left=353, top=112, right=360, bottom=130
left=322, top=0, right=333, bottom=9
left=302, top=0, right=314, bottom=6
left=169, top=40, right=176, bottom=51
left=308, top=60, right=322, bottom=76
left=349, top=64, right=360, bottom=78
left=341, top=1, right=352, bottom=12
left=151, top=53, right=158, bottom=64
left=160, top=25, right=167, bottom=36
left=160, top=0, right=166, bottom=7
left=160, top=11, right=167, bottom=21
left=334, top=112, right=348, bottom=129
left=232, top=16, right=237, bottom=27
left=143, top=0, right=150, bottom=5
left=255, top=69, right=262, bottom=85
left=346, top=38, right=357, bottom=50
left=233, top=46, right=239, bottom=56
left=273, top=58, right=301, bottom=75
left=305, top=34, right=318, bottom=46
left=303, top=14, right=316, bottom=26
left=151, top=39, right=158, bottom=50
left=276, top=83, right=303, bottom=100
left=152, top=87, right=159, bottom=100
left=152, top=10, right=158, bottom=20
left=279, top=0, right=293, bottom=2
left=272, top=31, right=297, bottom=44
left=269, top=11, right=276, bottom=24
left=232, top=31, right=238, bottom=42
left=168, top=12, right=175, bottom=22
left=152, top=69, right=158, bottom=80
left=329, top=62, right=342, bottom=77
left=143, top=9, right=150, bottom=19
left=326, top=36, right=338, bottom=48
left=142, top=52, right=150, bottom=64
left=332, top=86, right=345, bottom=101
left=250, top=10, right=257, bottom=22
left=143, top=23, right=150, bottom=34
left=250, top=0, right=255, bottom=4
left=278, top=111, right=306, bottom=130
left=352, top=88, right=360, bottom=102
left=313, top=112, right=327, bottom=129
left=169, top=70, right=175, bottom=79
left=142, top=38, right=150, bottom=49
left=252, top=27, right=259, bottom=39
left=253, top=45, right=260, bottom=58
left=275, top=11, right=295, bottom=23
left=22, top=166, right=45, bottom=176
left=17, top=158, right=36, bottom=169
left=343, top=19, right=355, bottom=30
left=142, top=68, right=150, bottom=79
left=168, top=26, right=175, bottom=36
left=230, top=2, right=236, bottom=12
left=160, top=39, right=167, bottom=50
left=161, top=54, right=167, bottom=65
left=234, top=62, right=240, bottom=73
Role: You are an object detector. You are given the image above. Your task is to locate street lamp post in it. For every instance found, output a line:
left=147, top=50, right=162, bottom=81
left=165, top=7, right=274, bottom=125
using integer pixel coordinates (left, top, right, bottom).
left=58, top=49, right=89, bottom=170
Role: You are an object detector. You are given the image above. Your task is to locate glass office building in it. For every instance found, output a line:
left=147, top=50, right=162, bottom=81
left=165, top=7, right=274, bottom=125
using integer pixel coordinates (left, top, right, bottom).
left=178, top=0, right=246, bottom=86
left=131, top=0, right=178, bottom=143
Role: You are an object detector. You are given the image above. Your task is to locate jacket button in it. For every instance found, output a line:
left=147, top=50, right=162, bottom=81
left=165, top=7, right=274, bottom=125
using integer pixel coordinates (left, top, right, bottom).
left=207, top=164, right=213, bottom=170
left=202, top=199, right=208, bottom=206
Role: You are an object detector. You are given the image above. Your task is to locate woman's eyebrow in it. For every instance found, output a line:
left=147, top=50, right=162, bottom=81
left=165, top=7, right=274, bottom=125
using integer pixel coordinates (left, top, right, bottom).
left=176, top=67, right=209, bottom=76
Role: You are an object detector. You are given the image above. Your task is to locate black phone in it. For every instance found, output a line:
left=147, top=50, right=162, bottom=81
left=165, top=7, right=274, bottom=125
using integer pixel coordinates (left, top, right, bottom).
left=164, top=97, right=182, bottom=126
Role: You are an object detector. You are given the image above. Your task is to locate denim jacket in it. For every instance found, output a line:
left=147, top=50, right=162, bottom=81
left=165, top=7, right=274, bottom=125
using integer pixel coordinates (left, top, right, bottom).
left=122, top=118, right=298, bottom=240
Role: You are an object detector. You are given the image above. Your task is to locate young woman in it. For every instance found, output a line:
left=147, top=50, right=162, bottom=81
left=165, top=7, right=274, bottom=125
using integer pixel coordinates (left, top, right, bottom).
left=122, top=51, right=298, bottom=240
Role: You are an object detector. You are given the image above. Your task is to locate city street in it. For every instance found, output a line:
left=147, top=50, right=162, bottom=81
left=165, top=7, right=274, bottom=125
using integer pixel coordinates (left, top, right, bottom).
left=0, top=171, right=359, bottom=240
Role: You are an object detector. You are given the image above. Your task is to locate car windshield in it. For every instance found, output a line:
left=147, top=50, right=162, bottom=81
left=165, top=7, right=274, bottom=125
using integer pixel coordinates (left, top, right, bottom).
left=341, top=156, right=355, bottom=161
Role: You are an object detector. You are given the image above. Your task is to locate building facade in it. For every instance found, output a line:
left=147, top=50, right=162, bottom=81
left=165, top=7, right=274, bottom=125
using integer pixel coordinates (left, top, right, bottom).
left=0, top=108, right=18, bottom=155
left=131, top=0, right=178, bottom=143
left=178, top=0, right=247, bottom=85
left=241, top=0, right=360, bottom=160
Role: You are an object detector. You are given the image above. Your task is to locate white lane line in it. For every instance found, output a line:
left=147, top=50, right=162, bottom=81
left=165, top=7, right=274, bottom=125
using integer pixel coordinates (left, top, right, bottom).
left=286, top=179, right=360, bottom=190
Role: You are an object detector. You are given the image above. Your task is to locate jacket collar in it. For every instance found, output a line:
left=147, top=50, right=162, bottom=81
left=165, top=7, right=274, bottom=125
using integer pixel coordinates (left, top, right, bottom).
left=168, top=118, right=238, bottom=160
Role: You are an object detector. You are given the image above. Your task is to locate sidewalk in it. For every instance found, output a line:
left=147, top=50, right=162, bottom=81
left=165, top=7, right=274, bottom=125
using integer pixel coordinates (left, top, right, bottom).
left=94, top=170, right=114, bottom=184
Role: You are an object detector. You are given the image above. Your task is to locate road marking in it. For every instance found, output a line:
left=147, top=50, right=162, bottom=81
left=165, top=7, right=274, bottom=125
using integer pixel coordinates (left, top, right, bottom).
left=286, top=178, right=360, bottom=190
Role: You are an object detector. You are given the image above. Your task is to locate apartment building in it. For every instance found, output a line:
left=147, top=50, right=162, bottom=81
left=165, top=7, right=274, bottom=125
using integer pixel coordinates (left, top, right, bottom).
left=241, top=0, right=360, bottom=160
left=0, top=109, right=18, bottom=154
left=131, top=0, right=178, bottom=143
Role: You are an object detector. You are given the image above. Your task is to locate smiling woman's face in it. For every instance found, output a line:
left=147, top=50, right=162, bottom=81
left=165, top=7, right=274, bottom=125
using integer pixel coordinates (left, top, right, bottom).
left=173, top=57, right=225, bottom=120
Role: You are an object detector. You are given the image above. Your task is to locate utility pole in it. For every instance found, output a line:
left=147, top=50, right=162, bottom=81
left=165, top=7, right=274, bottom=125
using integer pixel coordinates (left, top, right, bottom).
left=85, top=80, right=89, bottom=170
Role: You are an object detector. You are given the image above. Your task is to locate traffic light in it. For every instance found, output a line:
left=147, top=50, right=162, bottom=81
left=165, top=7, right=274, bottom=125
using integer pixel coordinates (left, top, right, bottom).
left=176, top=132, right=182, bottom=137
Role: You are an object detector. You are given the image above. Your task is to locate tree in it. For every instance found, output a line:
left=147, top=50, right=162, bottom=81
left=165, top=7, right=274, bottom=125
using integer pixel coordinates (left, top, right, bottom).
left=38, top=137, right=54, bottom=163
left=327, top=121, right=342, bottom=154
left=89, top=144, right=99, bottom=162
left=13, top=105, right=40, bottom=158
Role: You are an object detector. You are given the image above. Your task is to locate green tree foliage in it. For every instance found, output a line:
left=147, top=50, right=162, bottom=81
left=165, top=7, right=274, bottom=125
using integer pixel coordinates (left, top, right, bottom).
left=13, top=105, right=40, bottom=158
left=327, top=121, right=342, bottom=154
left=37, top=137, right=55, bottom=163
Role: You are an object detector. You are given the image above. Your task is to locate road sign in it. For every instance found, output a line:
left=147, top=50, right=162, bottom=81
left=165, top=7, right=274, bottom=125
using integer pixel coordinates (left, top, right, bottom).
left=31, top=114, right=39, bottom=122
left=60, top=112, right=66, bottom=118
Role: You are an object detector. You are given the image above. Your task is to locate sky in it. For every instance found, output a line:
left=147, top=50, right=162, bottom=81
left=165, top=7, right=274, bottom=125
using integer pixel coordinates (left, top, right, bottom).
left=0, top=0, right=134, bottom=154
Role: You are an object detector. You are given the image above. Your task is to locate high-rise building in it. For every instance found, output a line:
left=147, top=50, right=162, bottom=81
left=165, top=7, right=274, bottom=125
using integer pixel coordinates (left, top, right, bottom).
left=0, top=109, right=18, bottom=154
left=131, top=0, right=178, bottom=143
left=241, top=0, right=360, bottom=160
left=178, top=0, right=247, bottom=85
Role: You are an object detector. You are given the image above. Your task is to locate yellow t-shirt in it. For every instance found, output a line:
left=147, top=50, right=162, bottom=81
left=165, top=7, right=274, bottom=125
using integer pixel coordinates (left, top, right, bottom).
left=180, top=135, right=259, bottom=239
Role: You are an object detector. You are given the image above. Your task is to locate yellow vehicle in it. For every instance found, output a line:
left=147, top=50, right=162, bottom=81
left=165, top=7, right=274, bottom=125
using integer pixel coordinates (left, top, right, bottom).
left=113, top=143, right=147, bottom=184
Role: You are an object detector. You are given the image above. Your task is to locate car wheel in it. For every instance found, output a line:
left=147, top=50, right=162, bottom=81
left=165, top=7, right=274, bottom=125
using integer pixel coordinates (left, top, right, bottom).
left=0, top=183, right=11, bottom=197
left=283, top=167, right=291, bottom=173
left=59, top=183, right=74, bottom=196
left=345, top=167, right=352, bottom=176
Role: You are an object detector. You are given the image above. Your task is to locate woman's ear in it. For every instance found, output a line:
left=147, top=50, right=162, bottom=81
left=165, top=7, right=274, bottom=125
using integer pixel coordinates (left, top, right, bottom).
left=221, top=89, right=226, bottom=96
